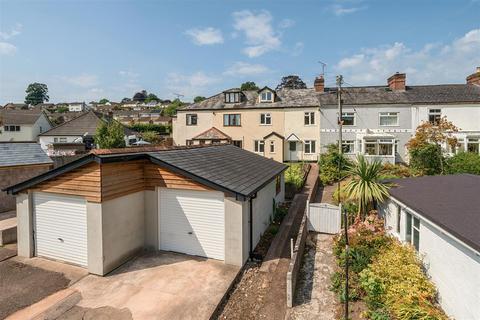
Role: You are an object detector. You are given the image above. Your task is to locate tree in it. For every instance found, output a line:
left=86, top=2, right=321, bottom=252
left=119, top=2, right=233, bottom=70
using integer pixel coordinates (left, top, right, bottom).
left=343, top=155, right=391, bottom=219
left=406, top=117, right=459, bottom=174
left=94, top=121, right=126, bottom=149
left=164, top=98, right=184, bottom=116
left=141, top=131, right=162, bottom=144
left=446, top=152, right=480, bottom=175
left=56, top=106, right=69, bottom=113
left=98, top=98, right=109, bottom=104
left=193, top=96, right=206, bottom=103
left=276, top=75, right=307, bottom=90
left=145, top=93, right=160, bottom=103
left=25, top=83, right=49, bottom=105
left=121, top=97, right=131, bottom=103
left=240, top=81, right=259, bottom=91
left=133, top=90, right=148, bottom=102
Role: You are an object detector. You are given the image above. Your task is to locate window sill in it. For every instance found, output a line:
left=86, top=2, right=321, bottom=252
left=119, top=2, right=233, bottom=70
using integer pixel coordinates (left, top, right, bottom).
left=260, top=124, right=272, bottom=126
left=379, top=125, right=400, bottom=127
left=304, top=124, right=317, bottom=127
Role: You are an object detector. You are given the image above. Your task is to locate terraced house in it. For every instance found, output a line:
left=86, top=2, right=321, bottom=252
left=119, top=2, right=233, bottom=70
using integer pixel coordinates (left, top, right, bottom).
left=173, top=68, right=480, bottom=163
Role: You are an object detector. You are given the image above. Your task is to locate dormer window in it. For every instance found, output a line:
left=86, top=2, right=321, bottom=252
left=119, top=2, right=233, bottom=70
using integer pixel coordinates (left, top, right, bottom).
left=225, top=92, right=241, bottom=103
left=258, top=87, right=275, bottom=103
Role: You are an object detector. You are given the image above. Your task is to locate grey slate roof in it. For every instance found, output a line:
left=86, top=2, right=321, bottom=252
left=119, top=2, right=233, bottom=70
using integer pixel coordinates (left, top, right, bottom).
left=0, top=109, right=44, bottom=125
left=388, top=174, right=480, bottom=253
left=180, top=84, right=480, bottom=111
left=0, top=142, right=52, bottom=167
left=147, top=144, right=287, bottom=197
left=40, top=110, right=137, bottom=136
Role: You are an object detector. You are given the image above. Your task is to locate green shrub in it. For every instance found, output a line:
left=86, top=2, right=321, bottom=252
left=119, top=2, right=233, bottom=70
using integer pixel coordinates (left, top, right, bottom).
left=319, top=144, right=352, bottom=185
left=273, top=204, right=289, bottom=224
left=129, top=123, right=171, bottom=134
left=409, top=143, right=443, bottom=175
left=380, top=163, right=416, bottom=180
left=446, top=152, right=480, bottom=175
left=360, top=242, right=447, bottom=320
left=285, top=163, right=305, bottom=190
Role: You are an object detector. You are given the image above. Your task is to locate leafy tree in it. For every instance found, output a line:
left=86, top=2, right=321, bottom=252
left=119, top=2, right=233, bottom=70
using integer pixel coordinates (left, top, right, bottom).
left=98, top=98, right=109, bottom=104
left=193, top=96, right=206, bottom=103
left=276, top=75, right=307, bottom=90
left=446, top=152, right=480, bottom=175
left=133, top=90, right=148, bottom=102
left=406, top=117, right=459, bottom=174
left=141, top=131, right=162, bottom=144
left=56, top=106, right=69, bottom=113
left=94, top=121, right=126, bottom=149
left=145, top=93, right=160, bottom=103
left=121, top=97, right=131, bottom=103
left=164, top=98, right=184, bottom=116
left=343, top=155, right=391, bottom=219
left=240, top=81, right=259, bottom=91
left=128, top=123, right=170, bottom=134
left=25, top=83, right=49, bottom=105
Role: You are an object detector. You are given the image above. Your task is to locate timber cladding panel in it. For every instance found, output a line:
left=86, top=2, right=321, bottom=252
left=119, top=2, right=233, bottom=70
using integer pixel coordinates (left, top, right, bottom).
left=31, top=160, right=210, bottom=203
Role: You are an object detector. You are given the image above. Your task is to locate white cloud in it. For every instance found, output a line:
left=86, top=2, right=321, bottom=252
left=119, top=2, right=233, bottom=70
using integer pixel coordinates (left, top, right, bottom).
left=0, top=42, right=17, bottom=55
left=331, top=4, right=364, bottom=16
left=335, top=29, right=480, bottom=85
left=185, top=27, right=224, bottom=45
left=292, top=42, right=304, bottom=56
left=0, top=23, right=22, bottom=40
left=166, top=72, right=220, bottom=99
left=61, top=74, right=99, bottom=87
left=224, top=62, right=269, bottom=76
left=279, top=18, right=295, bottom=29
left=233, top=10, right=282, bottom=57
left=119, top=70, right=139, bottom=78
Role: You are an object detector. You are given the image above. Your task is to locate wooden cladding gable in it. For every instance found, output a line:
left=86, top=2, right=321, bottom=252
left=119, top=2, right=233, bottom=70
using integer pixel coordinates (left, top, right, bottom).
left=33, top=159, right=211, bottom=203
left=33, top=162, right=102, bottom=202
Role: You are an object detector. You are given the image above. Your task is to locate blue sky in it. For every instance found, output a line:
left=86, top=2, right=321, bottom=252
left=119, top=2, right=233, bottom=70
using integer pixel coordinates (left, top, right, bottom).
left=1, top=0, right=479, bottom=104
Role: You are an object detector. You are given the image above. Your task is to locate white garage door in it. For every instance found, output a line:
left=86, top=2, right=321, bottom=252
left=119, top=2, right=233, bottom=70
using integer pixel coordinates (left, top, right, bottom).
left=159, top=188, right=225, bottom=260
left=33, top=192, right=88, bottom=267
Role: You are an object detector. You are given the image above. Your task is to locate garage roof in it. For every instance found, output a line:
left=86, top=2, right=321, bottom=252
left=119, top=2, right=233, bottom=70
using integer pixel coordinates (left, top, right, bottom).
left=388, top=174, right=480, bottom=254
left=4, top=144, right=287, bottom=199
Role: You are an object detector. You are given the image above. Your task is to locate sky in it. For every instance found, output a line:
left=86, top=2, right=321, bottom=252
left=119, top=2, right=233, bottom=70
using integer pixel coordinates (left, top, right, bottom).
left=0, top=0, right=479, bottom=104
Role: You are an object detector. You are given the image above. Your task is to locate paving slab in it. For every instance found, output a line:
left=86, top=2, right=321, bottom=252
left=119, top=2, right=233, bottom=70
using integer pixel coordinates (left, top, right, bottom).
left=72, top=251, right=240, bottom=320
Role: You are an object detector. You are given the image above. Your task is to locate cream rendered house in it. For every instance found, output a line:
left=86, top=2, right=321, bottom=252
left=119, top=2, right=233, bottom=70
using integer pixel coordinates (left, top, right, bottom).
left=173, top=86, right=322, bottom=162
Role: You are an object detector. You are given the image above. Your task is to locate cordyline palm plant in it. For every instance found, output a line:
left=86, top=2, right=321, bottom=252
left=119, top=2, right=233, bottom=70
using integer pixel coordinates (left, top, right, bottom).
left=343, top=155, right=391, bottom=219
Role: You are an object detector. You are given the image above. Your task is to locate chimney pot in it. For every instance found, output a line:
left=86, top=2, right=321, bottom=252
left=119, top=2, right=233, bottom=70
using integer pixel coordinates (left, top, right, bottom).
left=387, top=72, right=406, bottom=91
left=466, top=67, right=480, bottom=86
left=314, top=75, right=325, bottom=93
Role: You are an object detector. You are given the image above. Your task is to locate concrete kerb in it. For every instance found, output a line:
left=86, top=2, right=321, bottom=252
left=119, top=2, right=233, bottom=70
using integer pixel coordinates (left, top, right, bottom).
left=5, top=288, right=82, bottom=320
left=209, top=264, right=245, bottom=320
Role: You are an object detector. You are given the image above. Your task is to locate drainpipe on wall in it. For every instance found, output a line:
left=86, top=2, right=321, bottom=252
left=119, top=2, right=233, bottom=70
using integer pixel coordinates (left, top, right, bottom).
left=249, top=193, right=257, bottom=261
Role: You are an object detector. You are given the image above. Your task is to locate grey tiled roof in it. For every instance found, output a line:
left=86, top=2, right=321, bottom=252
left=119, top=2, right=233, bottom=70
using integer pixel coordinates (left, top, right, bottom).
left=0, top=109, right=44, bottom=125
left=0, top=142, right=52, bottom=167
left=180, top=84, right=480, bottom=111
left=148, top=144, right=287, bottom=197
left=40, top=110, right=137, bottom=136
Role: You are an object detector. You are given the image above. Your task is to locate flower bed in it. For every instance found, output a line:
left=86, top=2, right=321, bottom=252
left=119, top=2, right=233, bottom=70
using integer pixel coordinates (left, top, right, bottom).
left=331, top=213, right=447, bottom=320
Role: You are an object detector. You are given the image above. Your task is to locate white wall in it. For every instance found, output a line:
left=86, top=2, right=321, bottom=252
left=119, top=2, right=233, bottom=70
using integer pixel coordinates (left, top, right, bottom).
left=380, top=198, right=480, bottom=320
left=39, top=135, right=83, bottom=150
left=251, top=179, right=277, bottom=248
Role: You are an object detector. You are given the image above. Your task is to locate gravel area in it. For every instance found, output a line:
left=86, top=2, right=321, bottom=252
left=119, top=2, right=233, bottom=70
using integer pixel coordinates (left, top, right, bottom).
left=0, top=259, right=70, bottom=319
left=288, top=233, right=337, bottom=320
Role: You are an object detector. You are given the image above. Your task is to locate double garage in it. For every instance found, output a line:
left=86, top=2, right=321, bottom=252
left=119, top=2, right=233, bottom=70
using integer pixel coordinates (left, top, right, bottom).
left=9, top=145, right=286, bottom=275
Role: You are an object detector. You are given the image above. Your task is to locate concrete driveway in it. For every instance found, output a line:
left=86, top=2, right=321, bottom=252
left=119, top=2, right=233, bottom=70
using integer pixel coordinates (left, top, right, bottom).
left=71, top=251, right=240, bottom=320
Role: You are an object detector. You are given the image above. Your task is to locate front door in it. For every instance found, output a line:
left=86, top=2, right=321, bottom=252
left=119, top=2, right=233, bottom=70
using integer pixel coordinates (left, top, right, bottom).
left=289, top=141, right=299, bottom=161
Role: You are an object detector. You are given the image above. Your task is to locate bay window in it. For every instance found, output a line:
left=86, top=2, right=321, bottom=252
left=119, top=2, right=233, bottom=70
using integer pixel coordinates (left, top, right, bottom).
left=364, top=138, right=395, bottom=156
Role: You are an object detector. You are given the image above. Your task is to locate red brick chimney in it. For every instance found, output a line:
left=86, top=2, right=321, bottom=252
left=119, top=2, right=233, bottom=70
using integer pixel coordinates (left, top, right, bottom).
left=387, top=72, right=406, bottom=91
left=466, top=67, right=480, bottom=86
left=314, top=75, right=325, bottom=92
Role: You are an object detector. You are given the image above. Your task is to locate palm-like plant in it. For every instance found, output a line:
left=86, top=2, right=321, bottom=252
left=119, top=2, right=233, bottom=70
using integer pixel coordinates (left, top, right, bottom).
left=343, top=155, right=391, bottom=219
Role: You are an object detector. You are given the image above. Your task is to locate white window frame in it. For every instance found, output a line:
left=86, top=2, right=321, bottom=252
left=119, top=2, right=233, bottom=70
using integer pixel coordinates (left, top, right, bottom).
left=254, top=140, right=265, bottom=153
left=304, top=140, right=316, bottom=154
left=186, top=114, right=198, bottom=126
left=304, top=112, right=315, bottom=126
left=342, top=140, right=355, bottom=154
left=467, top=137, right=480, bottom=154
left=364, top=138, right=394, bottom=156
left=260, top=91, right=273, bottom=102
left=405, top=211, right=420, bottom=251
left=379, top=112, right=399, bottom=126
left=225, top=92, right=240, bottom=103
left=260, top=113, right=272, bottom=125
left=269, top=141, right=275, bottom=153
left=428, top=109, right=441, bottom=124
left=341, top=112, right=355, bottom=126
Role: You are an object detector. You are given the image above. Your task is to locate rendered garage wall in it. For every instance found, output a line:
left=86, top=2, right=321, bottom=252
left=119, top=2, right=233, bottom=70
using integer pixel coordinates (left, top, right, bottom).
left=16, top=192, right=33, bottom=258
left=224, top=196, right=248, bottom=266
left=101, top=191, right=145, bottom=274
left=252, top=179, right=277, bottom=248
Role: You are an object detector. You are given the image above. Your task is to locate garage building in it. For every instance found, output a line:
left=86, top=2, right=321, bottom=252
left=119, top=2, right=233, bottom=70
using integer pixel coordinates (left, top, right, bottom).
left=5, top=144, right=286, bottom=275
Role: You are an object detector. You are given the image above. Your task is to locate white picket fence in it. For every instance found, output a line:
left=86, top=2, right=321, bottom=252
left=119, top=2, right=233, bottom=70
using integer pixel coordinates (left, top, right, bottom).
left=307, top=202, right=341, bottom=234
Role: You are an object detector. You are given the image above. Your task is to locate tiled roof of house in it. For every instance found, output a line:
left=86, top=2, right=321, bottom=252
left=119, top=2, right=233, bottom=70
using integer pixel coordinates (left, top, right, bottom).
left=0, top=142, right=53, bottom=167
left=180, top=84, right=480, bottom=111
left=5, top=144, right=287, bottom=198
left=39, top=110, right=137, bottom=136
left=388, top=174, right=480, bottom=253
left=0, top=109, right=44, bottom=125
left=193, top=127, right=231, bottom=140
